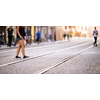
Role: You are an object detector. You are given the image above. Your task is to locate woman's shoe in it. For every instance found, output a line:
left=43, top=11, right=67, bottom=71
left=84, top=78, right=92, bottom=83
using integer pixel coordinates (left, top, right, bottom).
left=23, top=55, right=29, bottom=59
left=15, top=56, right=21, bottom=58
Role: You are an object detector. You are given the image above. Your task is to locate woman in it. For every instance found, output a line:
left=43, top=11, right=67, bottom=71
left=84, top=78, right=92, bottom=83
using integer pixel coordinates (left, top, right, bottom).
left=15, top=26, right=29, bottom=58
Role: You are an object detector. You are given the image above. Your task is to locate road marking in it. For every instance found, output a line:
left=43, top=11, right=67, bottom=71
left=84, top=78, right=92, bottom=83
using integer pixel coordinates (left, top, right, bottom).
left=0, top=41, right=93, bottom=67
left=35, top=42, right=100, bottom=74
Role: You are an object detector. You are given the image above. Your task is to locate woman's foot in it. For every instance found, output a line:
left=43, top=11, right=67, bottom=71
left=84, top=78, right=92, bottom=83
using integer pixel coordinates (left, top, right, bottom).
left=15, top=56, right=21, bottom=58
left=23, top=55, right=29, bottom=58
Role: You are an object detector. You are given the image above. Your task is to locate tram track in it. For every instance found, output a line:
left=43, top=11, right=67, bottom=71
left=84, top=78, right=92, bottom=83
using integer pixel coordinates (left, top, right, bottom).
left=35, top=41, right=100, bottom=74
left=0, top=41, right=93, bottom=67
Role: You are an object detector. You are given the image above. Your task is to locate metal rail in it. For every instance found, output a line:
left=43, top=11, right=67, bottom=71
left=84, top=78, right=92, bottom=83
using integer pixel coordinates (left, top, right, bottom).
left=0, top=41, right=93, bottom=67
left=35, top=42, right=100, bottom=74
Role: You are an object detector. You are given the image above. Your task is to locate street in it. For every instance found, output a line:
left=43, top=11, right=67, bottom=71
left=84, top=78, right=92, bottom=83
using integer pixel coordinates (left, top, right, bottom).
left=0, top=38, right=100, bottom=74
left=1, top=3, right=100, bottom=100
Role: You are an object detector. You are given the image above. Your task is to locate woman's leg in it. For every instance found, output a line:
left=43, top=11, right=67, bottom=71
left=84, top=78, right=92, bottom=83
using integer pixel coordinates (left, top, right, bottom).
left=20, top=40, right=25, bottom=57
left=16, top=41, right=21, bottom=56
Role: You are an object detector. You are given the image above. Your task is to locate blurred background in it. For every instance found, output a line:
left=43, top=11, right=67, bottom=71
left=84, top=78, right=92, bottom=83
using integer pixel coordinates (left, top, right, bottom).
left=0, top=26, right=100, bottom=45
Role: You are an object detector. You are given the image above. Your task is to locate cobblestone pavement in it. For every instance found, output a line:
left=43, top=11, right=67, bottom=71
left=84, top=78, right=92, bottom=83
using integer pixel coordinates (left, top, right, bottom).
left=45, top=43, right=100, bottom=74
left=0, top=38, right=99, bottom=74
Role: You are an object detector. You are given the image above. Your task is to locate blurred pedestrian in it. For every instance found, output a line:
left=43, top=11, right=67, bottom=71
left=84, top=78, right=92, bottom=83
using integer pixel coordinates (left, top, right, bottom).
left=12, top=33, right=16, bottom=46
left=93, top=27, right=98, bottom=46
left=48, top=33, right=51, bottom=42
left=67, top=34, right=69, bottom=41
left=36, top=30, right=41, bottom=44
left=0, top=31, right=2, bottom=37
left=54, top=32, right=56, bottom=41
left=0, top=32, right=2, bottom=47
left=63, top=33, right=66, bottom=40
left=16, top=26, right=29, bottom=58
left=26, top=26, right=31, bottom=45
left=2, top=31, right=5, bottom=43
left=7, top=26, right=14, bottom=47
left=70, top=34, right=72, bottom=41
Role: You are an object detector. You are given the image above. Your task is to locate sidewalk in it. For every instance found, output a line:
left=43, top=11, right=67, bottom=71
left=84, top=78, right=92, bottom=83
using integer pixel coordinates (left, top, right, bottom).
left=0, top=37, right=93, bottom=50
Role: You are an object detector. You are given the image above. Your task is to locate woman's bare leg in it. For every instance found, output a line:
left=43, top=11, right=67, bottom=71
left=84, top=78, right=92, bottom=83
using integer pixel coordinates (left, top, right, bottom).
left=20, top=40, right=25, bottom=57
left=16, top=41, right=21, bottom=56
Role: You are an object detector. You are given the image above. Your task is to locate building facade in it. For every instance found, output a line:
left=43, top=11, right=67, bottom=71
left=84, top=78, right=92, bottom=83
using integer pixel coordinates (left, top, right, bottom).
left=34, top=26, right=56, bottom=42
left=0, top=26, right=35, bottom=44
left=76, top=26, right=94, bottom=37
left=0, top=26, right=96, bottom=44
left=95, top=26, right=100, bottom=37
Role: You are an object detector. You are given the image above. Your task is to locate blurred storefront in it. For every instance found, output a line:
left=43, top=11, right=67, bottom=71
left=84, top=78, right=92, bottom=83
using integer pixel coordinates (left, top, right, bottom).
left=62, top=26, right=71, bottom=34
left=96, top=26, right=100, bottom=37
left=0, top=26, right=6, bottom=43
left=55, top=26, right=94, bottom=41
left=57, top=26, right=76, bottom=40
left=0, top=26, right=17, bottom=44
left=76, top=26, right=93, bottom=37
left=0, top=26, right=95, bottom=44
left=41, top=26, right=47, bottom=41
left=34, top=26, right=56, bottom=42
left=6, top=26, right=17, bottom=43
left=55, top=26, right=63, bottom=41
left=25, top=26, right=35, bottom=42
left=0, top=26, right=35, bottom=44
left=34, top=26, right=46, bottom=42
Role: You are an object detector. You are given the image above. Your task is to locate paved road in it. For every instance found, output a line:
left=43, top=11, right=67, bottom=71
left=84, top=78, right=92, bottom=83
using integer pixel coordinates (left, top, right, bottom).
left=0, top=38, right=99, bottom=74
left=45, top=44, right=100, bottom=74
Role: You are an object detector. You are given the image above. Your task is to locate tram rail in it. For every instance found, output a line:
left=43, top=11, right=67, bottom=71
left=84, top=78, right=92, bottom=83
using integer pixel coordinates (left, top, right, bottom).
left=0, top=41, right=94, bottom=67
left=35, top=42, right=100, bottom=74
left=35, top=45, right=94, bottom=74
